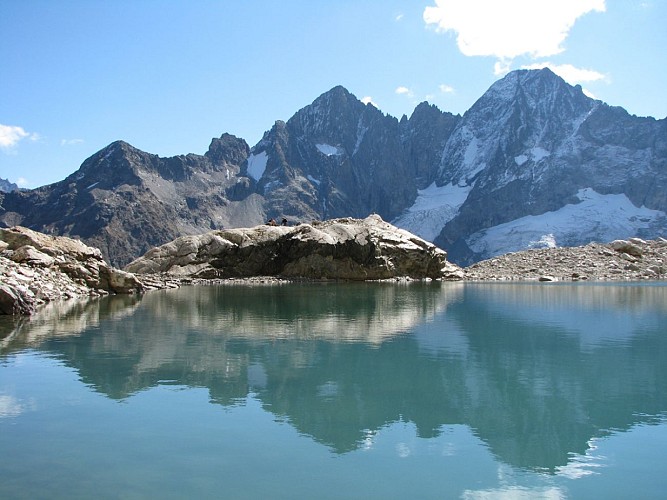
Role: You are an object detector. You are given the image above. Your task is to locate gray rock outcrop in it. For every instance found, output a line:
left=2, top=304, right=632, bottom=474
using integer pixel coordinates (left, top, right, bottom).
left=0, top=226, right=143, bottom=315
left=125, top=215, right=464, bottom=281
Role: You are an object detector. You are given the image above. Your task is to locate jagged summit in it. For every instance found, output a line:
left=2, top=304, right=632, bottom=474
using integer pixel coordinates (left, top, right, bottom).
left=484, top=68, right=574, bottom=97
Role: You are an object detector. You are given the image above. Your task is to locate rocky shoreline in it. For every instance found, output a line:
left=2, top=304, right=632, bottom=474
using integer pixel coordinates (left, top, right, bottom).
left=1, top=222, right=666, bottom=317
left=465, top=237, right=667, bottom=282
left=0, top=227, right=143, bottom=315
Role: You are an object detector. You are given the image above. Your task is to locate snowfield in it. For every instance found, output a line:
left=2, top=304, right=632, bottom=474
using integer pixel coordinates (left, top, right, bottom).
left=392, top=182, right=472, bottom=241
left=466, top=188, right=666, bottom=260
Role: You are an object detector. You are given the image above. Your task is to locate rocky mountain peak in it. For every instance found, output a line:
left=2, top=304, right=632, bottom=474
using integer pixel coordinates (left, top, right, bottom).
left=205, top=133, right=249, bottom=167
left=437, top=68, right=597, bottom=187
left=71, top=139, right=151, bottom=189
left=289, top=86, right=370, bottom=141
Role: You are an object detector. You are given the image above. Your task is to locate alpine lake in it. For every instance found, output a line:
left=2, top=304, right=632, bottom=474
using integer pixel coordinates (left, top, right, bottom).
left=1, top=280, right=666, bottom=499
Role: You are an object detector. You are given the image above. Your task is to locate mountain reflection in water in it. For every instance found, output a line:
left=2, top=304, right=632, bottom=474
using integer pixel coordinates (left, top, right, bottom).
left=1, top=281, right=666, bottom=473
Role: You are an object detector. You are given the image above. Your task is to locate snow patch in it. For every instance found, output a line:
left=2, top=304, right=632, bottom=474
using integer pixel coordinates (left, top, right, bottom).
left=515, top=147, right=550, bottom=166
left=316, top=143, right=342, bottom=157
left=529, top=233, right=557, bottom=249
left=307, top=175, right=321, bottom=186
left=263, top=180, right=282, bottom=193
left=86, top=182, right=100, bottom=190
left=466, top=188, right=665, bottom=259
left=531, top=147, right=550, bottom=162
left=247, top=151, right=268, bottom=181
left=393, top=182, right=472, bottom=241
left=463, top=135, right=484, bottom=178
left=353, top=118, right=368, bottom=156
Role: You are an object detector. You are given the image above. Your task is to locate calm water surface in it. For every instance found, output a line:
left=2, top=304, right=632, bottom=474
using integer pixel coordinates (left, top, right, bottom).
left=1, top=282, right=666, bottom=499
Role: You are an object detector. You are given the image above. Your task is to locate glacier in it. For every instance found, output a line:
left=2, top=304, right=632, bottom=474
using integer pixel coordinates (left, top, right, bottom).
left=465, top=188, right=666, bottom=260
left=392, top=182, right=472, bottom=241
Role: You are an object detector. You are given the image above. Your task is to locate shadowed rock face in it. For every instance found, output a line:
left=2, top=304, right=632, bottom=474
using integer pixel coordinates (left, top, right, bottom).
left=125, top=215, right=464, bottom=281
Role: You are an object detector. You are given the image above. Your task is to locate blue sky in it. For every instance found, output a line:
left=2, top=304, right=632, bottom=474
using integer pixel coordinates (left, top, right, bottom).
left=2, top=0, right=665, bottom=189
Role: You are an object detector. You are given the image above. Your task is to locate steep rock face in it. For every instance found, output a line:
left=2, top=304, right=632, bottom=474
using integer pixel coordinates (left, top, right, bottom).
left=125, top=215, right=463, bottom=281
left=400, top=102, right=460, bottom=188
left=246, top=86, right=457, bottom=223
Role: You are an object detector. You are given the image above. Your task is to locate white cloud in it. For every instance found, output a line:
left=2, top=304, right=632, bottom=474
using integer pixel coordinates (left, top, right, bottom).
left=16, top=177, right=30, bottom=188
left=395, top=86, right=414, bottom=97
left=0, top=124, right=39, bottom=151
left=521, top=62, right=606, bottom=85
left=494, top=59, right=513, bottom=76
left=395, top=13, right=404, bottom=21
left=424, top=0, right=606, bottom=60
left=361, top=96, right=379, bottom=108
left=439, top=84, right=455, bottom=93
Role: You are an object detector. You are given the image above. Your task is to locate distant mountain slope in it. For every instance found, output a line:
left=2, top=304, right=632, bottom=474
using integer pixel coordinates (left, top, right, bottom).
left=0, top=135, right=253, bottom=266
left=1, top=69, right=665, bottom=266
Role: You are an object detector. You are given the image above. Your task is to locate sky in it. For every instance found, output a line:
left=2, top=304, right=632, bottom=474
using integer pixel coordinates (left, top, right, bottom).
left=1, top=0, right=665, bottom=189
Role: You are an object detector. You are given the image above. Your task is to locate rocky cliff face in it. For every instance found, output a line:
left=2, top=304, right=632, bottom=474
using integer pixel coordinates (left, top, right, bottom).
left=1, top=69, right=665, bottom=266
left=246, top=86, right=458, bottom=224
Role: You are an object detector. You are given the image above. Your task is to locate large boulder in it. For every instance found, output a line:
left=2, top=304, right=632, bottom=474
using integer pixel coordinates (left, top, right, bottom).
left=0, top=226, right=144, bottom=315
left=125, top=215, right=464, bottom=281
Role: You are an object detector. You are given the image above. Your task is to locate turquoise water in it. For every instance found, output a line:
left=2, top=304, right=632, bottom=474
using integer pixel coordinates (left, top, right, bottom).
left=1, top=282, right=666, bottom=499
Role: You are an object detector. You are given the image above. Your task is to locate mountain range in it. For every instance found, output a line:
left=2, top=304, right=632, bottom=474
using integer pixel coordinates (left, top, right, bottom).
left=1, top=68, right=665, bottom=267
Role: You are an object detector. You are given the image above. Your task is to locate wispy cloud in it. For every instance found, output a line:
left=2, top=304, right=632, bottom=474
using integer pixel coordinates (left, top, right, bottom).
left=16, top=177, right=30, bottom=188
left=0, top=124, right=39, bottom=152
left=439, top=84, right=455, bottom=94
left=395, top=13, right=404, bottom=22
left=424, top=0, right=606, bottom=73
left=61, top=138, right=84, bottom=146
left=521, top=62, right=606, bottom=85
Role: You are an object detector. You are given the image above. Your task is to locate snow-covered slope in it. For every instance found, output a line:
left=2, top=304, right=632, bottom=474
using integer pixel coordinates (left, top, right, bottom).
left=392, top=182, right=471, bottom=241
left=466, top=188, right=666, bottom=260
